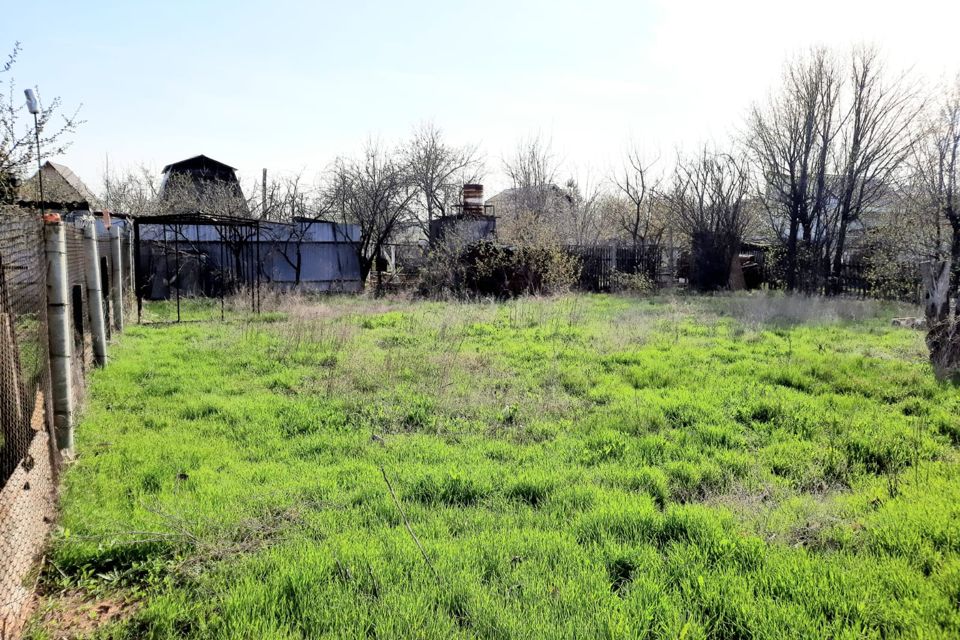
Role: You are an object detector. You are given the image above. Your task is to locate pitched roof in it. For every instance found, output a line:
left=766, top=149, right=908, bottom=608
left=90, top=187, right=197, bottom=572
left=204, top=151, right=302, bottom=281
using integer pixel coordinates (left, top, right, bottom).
left=18, top=161, right=101, bottom=208
left=161, top=154, right=237, bottom=174
left=46, top=162, right=99, bottom=204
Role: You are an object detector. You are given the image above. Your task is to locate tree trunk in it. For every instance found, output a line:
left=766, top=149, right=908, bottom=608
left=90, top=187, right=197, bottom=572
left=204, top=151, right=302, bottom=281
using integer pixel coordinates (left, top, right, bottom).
left=358, top=255, right=373, bottom=291
left=786, top=217, right=799, bottom=292
left=950, top=219, right=960, bottom=308
left=830, top=217, right=849, bottom=296
left=922, top=260, right=959, bottom=381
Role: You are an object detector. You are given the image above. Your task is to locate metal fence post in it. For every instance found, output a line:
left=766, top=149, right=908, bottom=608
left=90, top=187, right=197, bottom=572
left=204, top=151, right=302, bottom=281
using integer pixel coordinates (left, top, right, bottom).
left=83, top=219, right=108, bottom=366
left=44, top=217, right=74, bottom=450
left=110, top=223, right=124, bottom=332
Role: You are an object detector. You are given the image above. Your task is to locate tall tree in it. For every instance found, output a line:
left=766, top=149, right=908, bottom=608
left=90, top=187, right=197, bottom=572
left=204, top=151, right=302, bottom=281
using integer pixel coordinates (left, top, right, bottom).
left=559, top=176, right=603, bottom=246
left=610, top=148, right=662, bottom=248
left=827, top=47, right=922, bottom=292
left=502, top=133, right=559, bottom=223
left=100, top=164, right=161, bottom=216
left=325, top=140, right=416, bottom=290
left=405, top=122, right=482, bottom=234
left=665, top=147, right=752, bottom=290
left=911, top=76, right=960, bottom=301
left=746, top=48, right=840, bottom=291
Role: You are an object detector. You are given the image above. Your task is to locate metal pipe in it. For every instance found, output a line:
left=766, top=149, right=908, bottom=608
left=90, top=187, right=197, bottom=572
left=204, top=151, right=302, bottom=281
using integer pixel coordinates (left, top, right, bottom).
left=219, top=225, right=225, bottom=321
left=44, top=218, right=74, bottom=450
left=83, top=218, right=108, bottom=366
left=256, top=222, right=261, bottom=314
left=33, top=112, right=45, bottom=218
left=174, top=224, right=181, bottom=322
left=134, top=219, right=142, bottom=323
left=110, top=223, right=124, bottom=332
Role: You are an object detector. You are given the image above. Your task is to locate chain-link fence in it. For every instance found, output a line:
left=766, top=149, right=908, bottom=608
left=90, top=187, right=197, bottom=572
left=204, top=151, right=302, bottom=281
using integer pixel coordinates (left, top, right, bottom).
left=0, top=205, right=55, bottom=638
left=0, top=207, right=52, bottom=487
left=1, top=206, right=133, bottom=637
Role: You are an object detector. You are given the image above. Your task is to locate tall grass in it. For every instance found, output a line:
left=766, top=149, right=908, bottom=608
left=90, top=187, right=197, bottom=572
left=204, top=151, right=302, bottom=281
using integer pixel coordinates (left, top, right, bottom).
left=27, top=293, right=960, bottom=639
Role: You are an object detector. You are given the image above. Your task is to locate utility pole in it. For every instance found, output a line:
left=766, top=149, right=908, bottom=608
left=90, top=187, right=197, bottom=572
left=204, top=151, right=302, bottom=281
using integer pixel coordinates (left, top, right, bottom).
left=262, top=168, right=267, bottom=219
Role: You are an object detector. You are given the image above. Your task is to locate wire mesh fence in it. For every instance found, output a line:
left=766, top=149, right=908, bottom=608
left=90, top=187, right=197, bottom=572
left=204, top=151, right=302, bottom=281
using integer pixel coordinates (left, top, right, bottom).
left=1, top=206, right=135, bottom=636
left=0, top=206, right=52, bottom=488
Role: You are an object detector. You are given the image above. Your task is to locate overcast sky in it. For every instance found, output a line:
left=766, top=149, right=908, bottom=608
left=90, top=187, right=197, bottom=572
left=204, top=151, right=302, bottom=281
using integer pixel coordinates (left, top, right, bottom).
left=3, top=0, right=960, bottom=197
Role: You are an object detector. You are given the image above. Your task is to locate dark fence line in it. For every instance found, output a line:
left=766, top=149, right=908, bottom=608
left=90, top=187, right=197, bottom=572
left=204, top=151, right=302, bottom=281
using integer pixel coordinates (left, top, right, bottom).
left=567, top=244, right=662, bottom=292
left=566, top=241, right=921, bottom=303
left=758, top=255, right=923, bottom=304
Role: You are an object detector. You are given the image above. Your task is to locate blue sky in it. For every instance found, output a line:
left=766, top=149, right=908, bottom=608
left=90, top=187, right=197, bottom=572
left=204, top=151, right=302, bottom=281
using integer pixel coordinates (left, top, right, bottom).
left=3, top=0, right=960, bottom=195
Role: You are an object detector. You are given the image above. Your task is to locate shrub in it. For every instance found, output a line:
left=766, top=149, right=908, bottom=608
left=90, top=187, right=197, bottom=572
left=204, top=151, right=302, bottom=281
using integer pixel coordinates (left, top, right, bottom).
left=418, top=239, right=580, bottom=300
left=609, top=270, right=654, bottom=295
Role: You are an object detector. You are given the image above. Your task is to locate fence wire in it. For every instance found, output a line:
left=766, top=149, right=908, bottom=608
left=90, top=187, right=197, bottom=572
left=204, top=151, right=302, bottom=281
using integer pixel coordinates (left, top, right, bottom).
left=0, top=207, right=51, bottom=487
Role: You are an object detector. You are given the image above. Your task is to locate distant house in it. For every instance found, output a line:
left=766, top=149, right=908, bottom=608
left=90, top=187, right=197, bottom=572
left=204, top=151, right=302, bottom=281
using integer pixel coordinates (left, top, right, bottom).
left=486, top=184, right=574, bottom=224
left=18, top=161, right=101, bottom=209
left=159, top=154, right=248, bottom=216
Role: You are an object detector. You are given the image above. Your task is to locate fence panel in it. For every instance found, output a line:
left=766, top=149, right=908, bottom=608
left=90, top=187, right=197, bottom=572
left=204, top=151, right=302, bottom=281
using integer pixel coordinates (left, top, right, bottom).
left=0, top=206, right=57, bottom=636
left=1, top=208, right=136, bottom=635
left=567, top=244, right=661, bottom=292
left=0, top=208, right=51, bottom=486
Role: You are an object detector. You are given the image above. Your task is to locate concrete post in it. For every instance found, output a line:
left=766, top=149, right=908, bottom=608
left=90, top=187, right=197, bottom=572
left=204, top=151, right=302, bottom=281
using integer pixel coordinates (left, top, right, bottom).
left=44, top=218, right=74, bottom=450
left=109, top=223, right=124, bottom=332
left=83, top=219, right=108, bottom=366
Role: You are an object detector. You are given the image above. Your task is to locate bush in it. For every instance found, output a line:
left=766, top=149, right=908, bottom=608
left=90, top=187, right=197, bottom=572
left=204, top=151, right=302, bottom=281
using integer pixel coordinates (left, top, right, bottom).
left=418, top=239, right=580, bottom=299
left=610, top=270, right=654, bottom=295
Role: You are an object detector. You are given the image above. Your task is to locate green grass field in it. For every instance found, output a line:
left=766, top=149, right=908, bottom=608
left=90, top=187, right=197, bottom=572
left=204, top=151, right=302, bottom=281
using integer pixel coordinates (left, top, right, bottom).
left=28, top=294, right=960, bottom=639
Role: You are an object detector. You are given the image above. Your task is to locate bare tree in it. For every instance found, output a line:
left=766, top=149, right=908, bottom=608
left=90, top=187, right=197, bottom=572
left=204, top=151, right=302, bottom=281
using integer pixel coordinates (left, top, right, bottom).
left=665, top=147, right=752, bottom=290
left=559, top=176, right=604, bottom=246
left=405, top=122, right=482, bottom=234
left=100, top=164, right=161, bottom=216
left=827, top=47, right=922, bottom=291
left=912, top=76, right=960, bottom=297
left=502, top=133, right=559, bottom=223
left=906, top=75, right=960, bottom=380
left=324, top=140, right=416, bottom=290
left=156, top=171, right=252, bottom=218
left=611, top=148, right=663, bottom=248
left=261, top=173, right=340, bottom=286
left=746, top=48, right=841, bottom=291
left=1, top=42, right=83, bottom=202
